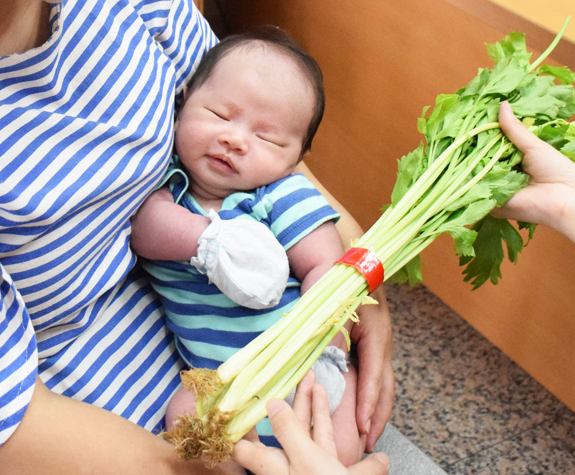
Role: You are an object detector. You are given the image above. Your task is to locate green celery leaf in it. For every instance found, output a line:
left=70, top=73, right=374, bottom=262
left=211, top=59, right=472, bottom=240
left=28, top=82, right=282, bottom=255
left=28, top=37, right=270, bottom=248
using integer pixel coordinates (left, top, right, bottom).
left=482, top=56, right=530, bottom=96
left=510, top=76, right=565, bottom=119
left=539, top=64, right=575, bottom=85
left=486, top=41, right=506, bottom=64
left=439, top=199, right=496, bottom=256
left=417, top=106, right=430, bottom=134
left=428, top=94, right=459, bottom=124
left=549, top=84, right=575, bottom=119
left=535, top=122, right=571, bottom=149
left=518, top=221, right=537, bottom=243
left=449, top=227, right=478, bottom=257
left=460, top=69, right=491, bottom=97
left=486, top=32, right=530, bottom=65
left=487, top=167, right=530, bottom=206
left=491, top=32, right=529, bottom=61
left=460, top=216, right=525, bottom=289
left=500, top=218, right=524, bottom=263
left=387, top=255, right=423, bottom=287
left=444, top=182, right=491, bottom=212
left=560, top=141, right=575, bottom=162
left=391, top=143, right=425, bottom=206
left=425, top=94, right=459, bottom=141
left=436, top=97, right=475, bottom=140
left=507, top=148, right=524, bottom=167
left=535, top=121, right=575, bottom=162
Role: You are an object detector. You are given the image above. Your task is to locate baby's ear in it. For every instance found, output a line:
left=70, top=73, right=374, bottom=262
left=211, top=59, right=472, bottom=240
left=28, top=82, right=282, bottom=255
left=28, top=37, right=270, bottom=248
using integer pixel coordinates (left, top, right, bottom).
left=175, top=88, right=189, bottom=132
left=298, top=150, right=310, bottom=163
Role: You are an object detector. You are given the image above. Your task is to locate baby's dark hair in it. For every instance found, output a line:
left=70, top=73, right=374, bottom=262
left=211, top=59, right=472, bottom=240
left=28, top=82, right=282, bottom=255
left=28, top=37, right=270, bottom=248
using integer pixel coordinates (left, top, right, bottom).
left=187, top=26, right=325, bottom=159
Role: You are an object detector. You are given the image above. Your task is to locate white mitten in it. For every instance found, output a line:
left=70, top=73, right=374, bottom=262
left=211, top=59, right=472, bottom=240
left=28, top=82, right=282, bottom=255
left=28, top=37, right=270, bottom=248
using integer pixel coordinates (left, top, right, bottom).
left=190, top=210, right=290, bottom=310
left=285, top=346, right=348, bottom=414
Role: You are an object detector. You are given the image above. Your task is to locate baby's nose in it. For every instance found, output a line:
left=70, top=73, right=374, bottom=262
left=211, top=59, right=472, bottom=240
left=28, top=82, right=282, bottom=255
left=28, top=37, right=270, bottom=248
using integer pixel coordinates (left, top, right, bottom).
left=220, top=131, right=248, bottom=153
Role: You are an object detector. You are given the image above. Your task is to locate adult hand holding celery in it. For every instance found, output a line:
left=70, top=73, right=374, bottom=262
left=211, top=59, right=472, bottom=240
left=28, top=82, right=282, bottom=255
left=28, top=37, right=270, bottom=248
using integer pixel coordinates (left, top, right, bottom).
left=165, top=20, right=575, bottom=462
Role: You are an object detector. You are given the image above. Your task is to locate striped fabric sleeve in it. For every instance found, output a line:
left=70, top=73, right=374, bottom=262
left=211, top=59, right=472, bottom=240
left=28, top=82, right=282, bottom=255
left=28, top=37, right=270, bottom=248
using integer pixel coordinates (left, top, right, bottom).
left=267, top=174, right=341, bottom=251
left=0, top=263, right=38, bottom=446
left=131, top=0, right=218, bottom=97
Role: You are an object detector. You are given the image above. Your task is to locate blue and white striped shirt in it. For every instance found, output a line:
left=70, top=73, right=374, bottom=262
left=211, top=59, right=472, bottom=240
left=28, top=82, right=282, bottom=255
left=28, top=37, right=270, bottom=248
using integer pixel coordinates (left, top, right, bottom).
left=0, top=0, right=217, bottom=445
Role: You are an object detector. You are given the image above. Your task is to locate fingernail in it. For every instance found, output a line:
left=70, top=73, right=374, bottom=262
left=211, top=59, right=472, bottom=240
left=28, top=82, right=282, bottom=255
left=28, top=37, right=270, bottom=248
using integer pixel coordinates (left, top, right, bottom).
left=374, top=453, right=390, bottom=469
left=365, top=418, right=372, bottom=434
left=266, top=399, right=285, bottom=418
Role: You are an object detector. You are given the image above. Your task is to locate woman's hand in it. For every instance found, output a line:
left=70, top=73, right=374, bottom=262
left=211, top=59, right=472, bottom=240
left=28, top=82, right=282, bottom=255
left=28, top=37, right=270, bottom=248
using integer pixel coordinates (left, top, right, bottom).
left=350, top=285, right=395, bottom=453
left=233, top=373, right=390, bottom=475
left=493, top=101, right=575, bottom=242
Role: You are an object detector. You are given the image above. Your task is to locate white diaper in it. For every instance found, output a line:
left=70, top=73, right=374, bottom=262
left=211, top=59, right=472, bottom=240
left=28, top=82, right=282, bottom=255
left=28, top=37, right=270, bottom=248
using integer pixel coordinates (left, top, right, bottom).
left=285, top=346, right=348, bottom=415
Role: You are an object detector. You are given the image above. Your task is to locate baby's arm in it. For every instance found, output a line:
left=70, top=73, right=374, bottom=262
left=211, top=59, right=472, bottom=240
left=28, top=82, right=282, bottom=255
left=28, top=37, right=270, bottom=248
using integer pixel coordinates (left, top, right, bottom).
left=286, top=218, right=349, bottom=361
left=131, top=187, right=211, bottom=261
left=287, top=221, right=344, bottom=295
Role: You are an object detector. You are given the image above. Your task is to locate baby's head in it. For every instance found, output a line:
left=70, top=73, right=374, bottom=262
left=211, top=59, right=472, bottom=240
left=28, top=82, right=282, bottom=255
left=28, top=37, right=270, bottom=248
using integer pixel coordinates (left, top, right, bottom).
left=175, top=27, right=325, bottom=201
left=186, top=27, right=325, bottom=160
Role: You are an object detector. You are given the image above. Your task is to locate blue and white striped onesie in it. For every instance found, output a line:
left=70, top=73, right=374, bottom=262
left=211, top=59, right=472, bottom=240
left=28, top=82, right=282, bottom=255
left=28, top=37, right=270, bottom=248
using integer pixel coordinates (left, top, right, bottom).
left=140, top=161, right=340, bottom=444
left=0, top=0, right=217, bottom=445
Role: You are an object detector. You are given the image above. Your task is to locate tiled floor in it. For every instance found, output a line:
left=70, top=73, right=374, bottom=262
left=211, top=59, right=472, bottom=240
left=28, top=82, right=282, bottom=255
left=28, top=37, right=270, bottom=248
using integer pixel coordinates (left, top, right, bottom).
left=386, top=284, right=575, bottom=474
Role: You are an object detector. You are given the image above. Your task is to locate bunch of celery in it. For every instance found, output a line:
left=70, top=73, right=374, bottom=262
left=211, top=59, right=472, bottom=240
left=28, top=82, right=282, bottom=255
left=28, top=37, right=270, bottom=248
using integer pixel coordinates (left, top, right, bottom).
left=166, top=23, right=575, bottom=461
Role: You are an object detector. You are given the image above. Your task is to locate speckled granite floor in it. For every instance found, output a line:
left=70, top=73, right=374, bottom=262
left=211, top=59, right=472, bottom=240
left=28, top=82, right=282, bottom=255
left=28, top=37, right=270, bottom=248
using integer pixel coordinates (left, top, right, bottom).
left=386, top=284, right=575, bottom=474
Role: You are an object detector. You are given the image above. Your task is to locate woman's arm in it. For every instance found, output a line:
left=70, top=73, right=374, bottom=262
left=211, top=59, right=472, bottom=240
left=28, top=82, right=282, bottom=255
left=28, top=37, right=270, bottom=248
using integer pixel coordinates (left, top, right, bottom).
left=296, top=162, right=395, bottom=452
left=0, top=378, right=242, bottom=475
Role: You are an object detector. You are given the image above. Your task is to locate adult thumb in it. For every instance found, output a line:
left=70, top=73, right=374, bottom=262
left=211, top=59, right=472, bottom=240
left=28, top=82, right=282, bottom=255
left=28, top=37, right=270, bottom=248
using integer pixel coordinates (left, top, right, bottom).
left=498, top=101, right=541, bottom=152
left=348, top=453, right=390, bottom=475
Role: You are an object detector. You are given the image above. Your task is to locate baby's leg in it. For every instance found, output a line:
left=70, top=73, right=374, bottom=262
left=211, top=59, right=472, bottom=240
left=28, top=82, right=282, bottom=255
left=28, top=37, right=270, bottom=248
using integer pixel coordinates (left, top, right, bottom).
left=165, top=385, right=246, bottom=474
left=165, top=385, right=197, bottom=430
left=329, top=364, right=366, bottom=467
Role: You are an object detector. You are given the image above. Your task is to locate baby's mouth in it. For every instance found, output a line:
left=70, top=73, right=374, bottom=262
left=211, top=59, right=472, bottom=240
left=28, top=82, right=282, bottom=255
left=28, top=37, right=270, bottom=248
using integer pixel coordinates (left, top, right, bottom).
left=207, top=154, right=237, bottom=173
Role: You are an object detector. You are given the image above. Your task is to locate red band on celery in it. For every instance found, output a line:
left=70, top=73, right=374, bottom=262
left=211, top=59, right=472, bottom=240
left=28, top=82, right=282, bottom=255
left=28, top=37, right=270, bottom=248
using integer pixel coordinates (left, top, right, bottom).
left=335, top=248, right=384, bottom=292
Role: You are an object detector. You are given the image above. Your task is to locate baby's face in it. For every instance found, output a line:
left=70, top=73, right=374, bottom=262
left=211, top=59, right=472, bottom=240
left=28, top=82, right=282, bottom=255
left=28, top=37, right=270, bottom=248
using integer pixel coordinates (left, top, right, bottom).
left=175, top=46, right=314, bottom=202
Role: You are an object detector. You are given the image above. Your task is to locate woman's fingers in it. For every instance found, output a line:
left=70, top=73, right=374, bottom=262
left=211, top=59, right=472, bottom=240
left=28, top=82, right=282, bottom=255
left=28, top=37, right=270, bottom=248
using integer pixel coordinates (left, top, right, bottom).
left=233, top=439, right=288, bottom=474
left=242, top=426, right=261, bottom=444
left=310, top=384, right=338, bottom=457
left=266, top=398, right=317, bottom=459
left=351, top=287, right=394, bottom=451
left=364, top=368, right=394, bottom=453
left=348, top=453, right=390, bottom=475
left=498, top=101, right=542, bottom=153
left=292, top=370, right=315, bottom=430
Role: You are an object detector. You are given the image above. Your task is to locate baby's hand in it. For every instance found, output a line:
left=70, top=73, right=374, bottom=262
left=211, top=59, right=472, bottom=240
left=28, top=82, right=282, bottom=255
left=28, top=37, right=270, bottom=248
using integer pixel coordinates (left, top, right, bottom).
left=190, top=210, right=290, bottom=309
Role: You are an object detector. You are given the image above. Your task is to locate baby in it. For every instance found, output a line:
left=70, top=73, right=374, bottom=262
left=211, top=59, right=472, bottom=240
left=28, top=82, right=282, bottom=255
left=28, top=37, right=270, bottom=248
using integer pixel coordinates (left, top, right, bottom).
left=131, top=27, right=364, bottom=465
